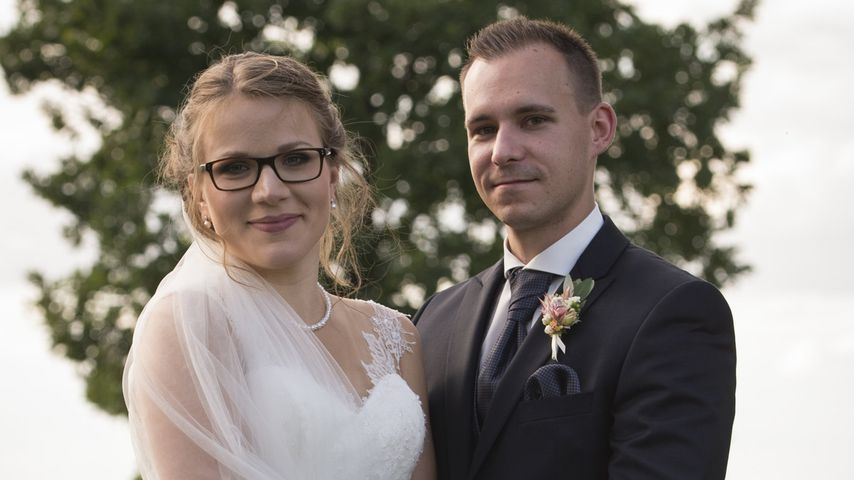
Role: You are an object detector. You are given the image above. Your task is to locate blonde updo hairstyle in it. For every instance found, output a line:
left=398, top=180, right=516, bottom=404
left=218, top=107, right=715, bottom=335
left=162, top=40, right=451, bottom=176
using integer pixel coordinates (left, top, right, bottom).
left=160, top=52, right=373, bottom=291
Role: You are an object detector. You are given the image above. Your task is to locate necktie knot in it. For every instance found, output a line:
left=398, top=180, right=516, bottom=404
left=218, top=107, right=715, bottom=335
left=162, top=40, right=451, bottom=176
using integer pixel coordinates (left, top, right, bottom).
left=507, top=268, right=557, bottom=324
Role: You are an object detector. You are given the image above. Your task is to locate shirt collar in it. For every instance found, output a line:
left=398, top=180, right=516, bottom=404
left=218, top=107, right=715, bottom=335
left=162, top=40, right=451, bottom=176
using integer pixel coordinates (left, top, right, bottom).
left=503, top=205, right=604, bottom=279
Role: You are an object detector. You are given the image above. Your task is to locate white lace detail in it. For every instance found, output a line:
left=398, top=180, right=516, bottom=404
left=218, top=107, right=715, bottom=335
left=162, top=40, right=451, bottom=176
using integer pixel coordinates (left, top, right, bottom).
left=330, top=375, right=425, bottom=479
left=361, top=300, right=415, bottom=387
left=124, top=232, right=425, bottom=479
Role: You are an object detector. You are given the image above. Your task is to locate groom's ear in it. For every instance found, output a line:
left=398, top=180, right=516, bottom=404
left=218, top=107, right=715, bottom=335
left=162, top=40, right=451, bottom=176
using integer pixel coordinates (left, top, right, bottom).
left=589, top=102, right=617, bottom=155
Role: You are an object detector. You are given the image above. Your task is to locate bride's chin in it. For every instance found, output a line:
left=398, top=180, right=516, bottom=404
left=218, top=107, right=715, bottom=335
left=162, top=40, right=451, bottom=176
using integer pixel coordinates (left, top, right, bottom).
left=248, top=252, right=312, bottom=274
left=228, top=239, right=321, bottom=273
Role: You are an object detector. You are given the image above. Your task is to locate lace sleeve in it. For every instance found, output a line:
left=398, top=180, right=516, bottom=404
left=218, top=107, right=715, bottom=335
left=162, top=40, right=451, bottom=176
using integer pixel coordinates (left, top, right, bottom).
left=360, top=301, right=415, bottom=387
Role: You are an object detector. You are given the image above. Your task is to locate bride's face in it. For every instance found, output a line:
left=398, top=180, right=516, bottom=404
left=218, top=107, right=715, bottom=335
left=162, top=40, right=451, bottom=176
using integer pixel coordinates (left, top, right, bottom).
left=196, top=94, right=337, bottom=276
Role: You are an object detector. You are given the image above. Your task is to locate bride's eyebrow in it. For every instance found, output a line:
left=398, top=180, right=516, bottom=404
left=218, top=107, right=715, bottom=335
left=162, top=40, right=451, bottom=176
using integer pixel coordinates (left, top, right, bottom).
left=214, top=141, right=313, bottom=159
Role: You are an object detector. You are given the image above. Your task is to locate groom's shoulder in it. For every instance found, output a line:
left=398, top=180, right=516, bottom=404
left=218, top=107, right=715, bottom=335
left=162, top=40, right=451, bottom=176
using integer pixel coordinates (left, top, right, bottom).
left=418, top=272, right=484, bottom=311
left=615, top=241, right=725, bottom=304
left=435, top=259, right=500, bottom=299
left=593, top=216, right=711, bottom=293
left=620, top=242, right=694, bottom=280
left=412, top=260, right=501, bottom=325
left=589, top=241, right=731, bottom=330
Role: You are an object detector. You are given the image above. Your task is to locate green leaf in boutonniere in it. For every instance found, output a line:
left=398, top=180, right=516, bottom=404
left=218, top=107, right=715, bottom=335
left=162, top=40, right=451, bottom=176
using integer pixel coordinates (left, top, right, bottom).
left=541, top=275, right=595, bottom=361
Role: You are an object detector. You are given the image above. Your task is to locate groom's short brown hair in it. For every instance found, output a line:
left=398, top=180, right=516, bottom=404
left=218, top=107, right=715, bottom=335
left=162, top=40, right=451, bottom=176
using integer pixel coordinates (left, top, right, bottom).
left=460, top=17, right=603, bottom=112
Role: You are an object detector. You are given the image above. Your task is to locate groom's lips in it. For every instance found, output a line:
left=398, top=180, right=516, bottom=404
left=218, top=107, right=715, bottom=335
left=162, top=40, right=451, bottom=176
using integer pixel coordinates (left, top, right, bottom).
left=492, top=177, right=536, bottom=188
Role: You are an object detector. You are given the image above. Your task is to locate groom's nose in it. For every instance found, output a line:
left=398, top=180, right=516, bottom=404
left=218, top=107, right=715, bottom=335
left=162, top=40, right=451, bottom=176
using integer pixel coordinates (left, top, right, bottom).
left=491, top=126, right=525, bottom=165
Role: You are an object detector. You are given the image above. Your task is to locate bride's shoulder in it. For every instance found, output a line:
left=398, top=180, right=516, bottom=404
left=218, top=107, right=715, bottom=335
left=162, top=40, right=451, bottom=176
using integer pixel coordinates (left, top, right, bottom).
left=336, top=298, right=417, bottom=336
left=129, top=295, right=187, bottom=367
left=338, top=297, right=404, bottom=316
left=134, top=287, right=230, bottom=343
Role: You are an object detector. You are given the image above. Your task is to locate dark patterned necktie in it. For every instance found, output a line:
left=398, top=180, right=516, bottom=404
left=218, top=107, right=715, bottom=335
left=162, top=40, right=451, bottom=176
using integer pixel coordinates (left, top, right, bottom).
left=476, top=268, right=557, bottom=425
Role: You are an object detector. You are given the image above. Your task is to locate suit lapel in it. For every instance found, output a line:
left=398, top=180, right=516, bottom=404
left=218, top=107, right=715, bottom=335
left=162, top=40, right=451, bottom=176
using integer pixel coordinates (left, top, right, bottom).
left=468, top=217, right=629, bottom=477
left=444, top=260, right=505, bottom=477
left=569, top=216, right=629, bottom=286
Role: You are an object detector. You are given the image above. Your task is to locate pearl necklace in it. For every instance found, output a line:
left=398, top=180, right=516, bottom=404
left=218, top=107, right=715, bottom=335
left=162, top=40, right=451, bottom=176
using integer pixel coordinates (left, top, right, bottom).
left=303, top=283, right=333, bottom=331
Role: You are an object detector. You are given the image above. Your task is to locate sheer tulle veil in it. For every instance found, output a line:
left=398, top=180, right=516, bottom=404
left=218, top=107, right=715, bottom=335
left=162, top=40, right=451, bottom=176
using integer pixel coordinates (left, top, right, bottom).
left=122, top=215, right=362, bottom=478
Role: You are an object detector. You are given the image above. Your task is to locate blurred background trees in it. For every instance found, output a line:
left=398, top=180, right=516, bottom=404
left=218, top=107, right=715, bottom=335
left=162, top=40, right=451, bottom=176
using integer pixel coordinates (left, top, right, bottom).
left=0, top=0, right=755, bottom=416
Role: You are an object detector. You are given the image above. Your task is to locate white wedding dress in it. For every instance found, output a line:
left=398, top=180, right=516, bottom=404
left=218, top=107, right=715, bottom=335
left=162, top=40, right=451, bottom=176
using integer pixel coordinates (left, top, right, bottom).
left=123, top=240, right=425, bottom=479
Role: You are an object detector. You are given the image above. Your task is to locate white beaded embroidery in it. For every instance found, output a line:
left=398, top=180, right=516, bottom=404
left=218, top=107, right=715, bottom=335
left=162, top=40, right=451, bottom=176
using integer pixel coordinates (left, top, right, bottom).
left=361, top=301, right=415, bottom=387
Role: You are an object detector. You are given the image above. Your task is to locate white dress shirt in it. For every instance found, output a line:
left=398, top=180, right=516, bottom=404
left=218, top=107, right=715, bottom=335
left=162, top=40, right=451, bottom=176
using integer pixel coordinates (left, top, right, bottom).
left=479, top=206, right=604, bottom=365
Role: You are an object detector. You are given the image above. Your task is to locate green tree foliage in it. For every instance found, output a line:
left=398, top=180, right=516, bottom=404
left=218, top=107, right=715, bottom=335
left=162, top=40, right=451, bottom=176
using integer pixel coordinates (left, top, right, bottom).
left=0, top=0, right=755, bottom=415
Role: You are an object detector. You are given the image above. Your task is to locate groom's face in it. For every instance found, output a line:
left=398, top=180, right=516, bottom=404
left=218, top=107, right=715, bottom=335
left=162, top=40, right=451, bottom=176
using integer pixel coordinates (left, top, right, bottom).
left=462, top=43, right=601, bottom=246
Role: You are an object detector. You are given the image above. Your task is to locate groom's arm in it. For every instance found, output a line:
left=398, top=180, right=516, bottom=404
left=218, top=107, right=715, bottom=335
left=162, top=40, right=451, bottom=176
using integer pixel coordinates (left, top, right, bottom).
left=411, top=293, right=437, bottom=327
left=609, top=279, right=736, bottom=480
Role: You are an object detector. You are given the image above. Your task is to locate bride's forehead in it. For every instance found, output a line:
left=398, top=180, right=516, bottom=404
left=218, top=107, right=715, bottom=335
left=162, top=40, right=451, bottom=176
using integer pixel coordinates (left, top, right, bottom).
left=206, top=95, right=317, bottom=131
left=199, top=96, right=323, bottom=158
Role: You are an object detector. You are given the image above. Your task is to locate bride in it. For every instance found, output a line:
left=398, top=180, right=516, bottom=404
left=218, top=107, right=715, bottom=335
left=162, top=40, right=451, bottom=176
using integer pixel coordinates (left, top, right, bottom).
left=123, top=52, right=435, bottom=479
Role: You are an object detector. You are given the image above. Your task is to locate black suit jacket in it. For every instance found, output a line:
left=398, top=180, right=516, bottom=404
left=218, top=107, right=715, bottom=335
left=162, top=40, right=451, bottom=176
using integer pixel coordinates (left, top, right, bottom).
left=413, top=217, right=736, bottom=480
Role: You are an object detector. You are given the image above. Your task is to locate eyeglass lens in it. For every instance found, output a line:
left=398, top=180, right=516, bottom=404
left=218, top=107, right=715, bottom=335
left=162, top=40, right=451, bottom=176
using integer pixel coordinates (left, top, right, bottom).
left=211, top=149, right=324, bottom=190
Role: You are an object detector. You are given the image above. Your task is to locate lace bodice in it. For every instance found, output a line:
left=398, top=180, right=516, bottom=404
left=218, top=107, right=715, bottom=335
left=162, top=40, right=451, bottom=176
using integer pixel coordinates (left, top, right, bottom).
left=244, top=301, right=425, bottom=480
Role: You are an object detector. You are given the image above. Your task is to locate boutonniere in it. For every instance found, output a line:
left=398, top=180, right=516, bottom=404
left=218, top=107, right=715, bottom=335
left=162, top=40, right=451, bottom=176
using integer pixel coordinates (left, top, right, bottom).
left=540, top=276, right=595, bottom=361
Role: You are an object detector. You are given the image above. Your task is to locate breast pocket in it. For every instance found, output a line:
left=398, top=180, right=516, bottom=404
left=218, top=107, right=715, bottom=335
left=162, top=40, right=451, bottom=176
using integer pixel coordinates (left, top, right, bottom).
left=517, top=391, right=595, bottom=424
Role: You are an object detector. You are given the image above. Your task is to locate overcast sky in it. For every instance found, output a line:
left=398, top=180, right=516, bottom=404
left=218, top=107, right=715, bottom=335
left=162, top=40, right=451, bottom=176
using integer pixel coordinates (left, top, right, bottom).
left=1, top=0, right=852, bottom=478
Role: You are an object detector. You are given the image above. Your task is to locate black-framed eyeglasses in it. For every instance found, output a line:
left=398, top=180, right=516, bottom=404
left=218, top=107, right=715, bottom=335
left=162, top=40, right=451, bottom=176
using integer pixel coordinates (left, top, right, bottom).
left=199, top=147, right=336, bottom=192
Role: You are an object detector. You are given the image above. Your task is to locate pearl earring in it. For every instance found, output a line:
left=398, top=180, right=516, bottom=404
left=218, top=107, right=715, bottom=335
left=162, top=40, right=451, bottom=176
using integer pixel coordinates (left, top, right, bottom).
left=330, top=199, right=338, bottom=209
left=203, top=218, right=212, bottom=229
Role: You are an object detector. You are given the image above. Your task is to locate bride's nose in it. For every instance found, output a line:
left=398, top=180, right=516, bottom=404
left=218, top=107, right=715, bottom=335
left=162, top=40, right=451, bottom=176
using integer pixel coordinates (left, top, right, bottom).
left=251, top=165, right=291, bottom=203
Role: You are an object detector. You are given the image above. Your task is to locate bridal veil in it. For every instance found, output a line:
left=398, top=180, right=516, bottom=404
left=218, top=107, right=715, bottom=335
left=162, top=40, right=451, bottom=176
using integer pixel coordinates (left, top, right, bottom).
left=123, top=236, right=364, bottom=479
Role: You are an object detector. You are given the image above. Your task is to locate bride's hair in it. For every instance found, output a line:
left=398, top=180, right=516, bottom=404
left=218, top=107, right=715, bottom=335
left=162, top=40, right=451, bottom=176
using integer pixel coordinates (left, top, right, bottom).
left=159, top=52, right=373, bottom=292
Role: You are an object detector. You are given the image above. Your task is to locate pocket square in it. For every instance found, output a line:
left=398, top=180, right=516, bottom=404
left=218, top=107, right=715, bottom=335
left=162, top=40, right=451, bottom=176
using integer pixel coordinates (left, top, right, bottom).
left=524, top=363, right=581, bottom=401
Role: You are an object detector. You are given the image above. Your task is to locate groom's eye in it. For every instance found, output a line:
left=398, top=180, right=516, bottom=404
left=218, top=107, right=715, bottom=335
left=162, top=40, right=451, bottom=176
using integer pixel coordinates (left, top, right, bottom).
left=472, top=125, right=497, bottom=137
left=523, top=115, right=549, bottom=127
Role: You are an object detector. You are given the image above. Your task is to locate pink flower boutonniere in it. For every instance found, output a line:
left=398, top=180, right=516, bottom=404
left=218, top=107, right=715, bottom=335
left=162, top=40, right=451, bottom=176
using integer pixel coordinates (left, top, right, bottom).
left=540, top=276, right=595, bottom=361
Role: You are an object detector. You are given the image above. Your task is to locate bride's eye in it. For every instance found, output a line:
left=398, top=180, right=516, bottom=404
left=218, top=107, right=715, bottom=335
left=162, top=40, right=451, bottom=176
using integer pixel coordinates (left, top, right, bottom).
left=280, top=152, right=312, bottom=168
left=215, top=159, right=254, bottom=177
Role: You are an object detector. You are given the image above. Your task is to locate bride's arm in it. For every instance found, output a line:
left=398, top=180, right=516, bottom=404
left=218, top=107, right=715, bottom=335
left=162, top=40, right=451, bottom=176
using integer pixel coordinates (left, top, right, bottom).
left=125, top=297, right=224, bottom=479
left=398, top=318, right=437, bottom=480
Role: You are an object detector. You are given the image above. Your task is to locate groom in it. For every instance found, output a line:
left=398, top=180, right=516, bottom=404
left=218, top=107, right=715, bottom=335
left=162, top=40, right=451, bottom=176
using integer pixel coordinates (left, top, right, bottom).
left=413, top=17, right=736, bottom=480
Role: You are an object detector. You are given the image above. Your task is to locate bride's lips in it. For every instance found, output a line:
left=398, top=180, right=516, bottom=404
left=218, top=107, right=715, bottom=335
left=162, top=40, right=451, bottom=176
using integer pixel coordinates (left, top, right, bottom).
left=248, top=214, right=300, bottom=233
